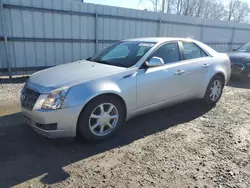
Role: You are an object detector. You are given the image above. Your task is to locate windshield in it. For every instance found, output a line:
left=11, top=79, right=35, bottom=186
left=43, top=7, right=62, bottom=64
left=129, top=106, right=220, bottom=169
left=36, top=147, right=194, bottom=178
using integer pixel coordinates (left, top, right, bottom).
left=89, top=41, right=156, bottom=68
left=236, top=43, right=250, bottom=53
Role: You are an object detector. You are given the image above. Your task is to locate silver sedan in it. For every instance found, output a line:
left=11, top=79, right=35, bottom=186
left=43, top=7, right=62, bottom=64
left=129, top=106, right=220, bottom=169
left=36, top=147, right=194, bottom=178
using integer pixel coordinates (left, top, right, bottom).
left=21, top=37, right=231, bottom=141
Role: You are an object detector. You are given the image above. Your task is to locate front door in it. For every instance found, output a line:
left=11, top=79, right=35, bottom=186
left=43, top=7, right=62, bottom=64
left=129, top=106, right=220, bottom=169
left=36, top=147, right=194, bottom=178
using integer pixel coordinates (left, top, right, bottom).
left=136, top=42, right=190, bottom=108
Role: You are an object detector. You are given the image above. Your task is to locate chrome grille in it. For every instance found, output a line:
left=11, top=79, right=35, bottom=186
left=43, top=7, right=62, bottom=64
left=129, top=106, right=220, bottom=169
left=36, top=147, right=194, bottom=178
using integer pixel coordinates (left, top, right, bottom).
left=21, top=87, right=40, bottom=110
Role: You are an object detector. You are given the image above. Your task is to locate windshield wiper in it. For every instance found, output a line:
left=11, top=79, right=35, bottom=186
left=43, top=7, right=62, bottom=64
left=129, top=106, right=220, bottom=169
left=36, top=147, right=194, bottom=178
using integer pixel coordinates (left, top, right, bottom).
left=91, top=59, right=127, bottom=68
left=94, top=60, right=114, bottom=66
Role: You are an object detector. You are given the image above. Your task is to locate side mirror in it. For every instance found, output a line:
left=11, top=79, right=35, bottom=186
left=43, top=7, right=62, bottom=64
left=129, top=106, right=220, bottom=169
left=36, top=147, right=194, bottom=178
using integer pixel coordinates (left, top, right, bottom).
left=146, top=57, right=164, bottom=67
left=232, top=48, right=237, bottom=52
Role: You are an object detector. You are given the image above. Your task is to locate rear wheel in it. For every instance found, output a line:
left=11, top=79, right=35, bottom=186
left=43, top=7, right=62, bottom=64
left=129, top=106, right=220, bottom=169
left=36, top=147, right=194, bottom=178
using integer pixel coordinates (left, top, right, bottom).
left=77, top=96, right=125, bottom=142
left=204, top=75, right=224, bottom=105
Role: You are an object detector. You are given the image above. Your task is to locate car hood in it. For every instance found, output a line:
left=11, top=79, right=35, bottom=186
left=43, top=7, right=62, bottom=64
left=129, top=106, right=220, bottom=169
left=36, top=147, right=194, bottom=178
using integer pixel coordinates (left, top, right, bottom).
left=228, top=52, right=250, bottom=63
left=28, top=60, right=127, bottom=89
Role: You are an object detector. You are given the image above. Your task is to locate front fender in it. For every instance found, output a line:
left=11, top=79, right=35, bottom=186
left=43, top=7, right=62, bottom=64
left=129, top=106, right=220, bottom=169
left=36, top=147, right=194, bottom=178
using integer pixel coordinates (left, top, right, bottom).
left=62, top=71, right=138, bottom=120
left=62, top=80, right=122, bottom=108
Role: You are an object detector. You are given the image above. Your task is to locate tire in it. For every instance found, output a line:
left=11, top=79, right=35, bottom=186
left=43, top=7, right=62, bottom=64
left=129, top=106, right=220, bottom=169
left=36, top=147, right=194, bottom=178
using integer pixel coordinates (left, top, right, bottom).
left=77, top=95, right=125, bottom=142
left=204, top=75, right=224, bottom=105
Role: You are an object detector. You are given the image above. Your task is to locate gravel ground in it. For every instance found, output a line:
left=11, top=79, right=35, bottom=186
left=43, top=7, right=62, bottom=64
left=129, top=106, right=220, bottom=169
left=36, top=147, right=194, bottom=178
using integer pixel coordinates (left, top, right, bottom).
left=0, top=77, right=250, bottom=188
left=0, top=76, right=26, bottom=116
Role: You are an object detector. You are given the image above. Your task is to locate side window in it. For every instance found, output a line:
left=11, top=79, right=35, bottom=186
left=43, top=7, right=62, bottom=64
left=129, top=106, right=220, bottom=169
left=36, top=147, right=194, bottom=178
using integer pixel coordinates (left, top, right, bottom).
left=152, top=43, right=180, bottom=64
left=182, top=42, right=208, bottom=60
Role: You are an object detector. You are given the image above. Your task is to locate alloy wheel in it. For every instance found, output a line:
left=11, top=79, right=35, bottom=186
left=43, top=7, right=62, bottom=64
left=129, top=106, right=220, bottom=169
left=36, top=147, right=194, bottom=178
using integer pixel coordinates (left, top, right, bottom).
left=89, top=103, right=119, bottom=136
left=209, top=80, right=222, bottom=102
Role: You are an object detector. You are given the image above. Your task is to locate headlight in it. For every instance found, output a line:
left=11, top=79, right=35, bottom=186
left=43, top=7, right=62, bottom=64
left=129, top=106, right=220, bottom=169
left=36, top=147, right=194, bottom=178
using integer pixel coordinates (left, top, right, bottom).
left=42, top=87, right=70, bottom=110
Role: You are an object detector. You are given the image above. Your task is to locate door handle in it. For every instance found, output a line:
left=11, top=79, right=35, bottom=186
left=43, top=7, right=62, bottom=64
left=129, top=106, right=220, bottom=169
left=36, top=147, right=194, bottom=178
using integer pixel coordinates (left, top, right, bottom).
left=202, top=63, right=210, bottom=68
left=174, top=70, right=185, bottom=75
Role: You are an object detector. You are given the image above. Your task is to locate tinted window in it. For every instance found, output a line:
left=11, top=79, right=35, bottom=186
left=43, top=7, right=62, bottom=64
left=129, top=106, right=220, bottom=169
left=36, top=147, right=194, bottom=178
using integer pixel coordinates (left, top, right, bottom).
left=89, top=41, right=155, bottom=68
left=152, top=43, right=180, bottom=64
left=182, top=42, right=208, bottom=60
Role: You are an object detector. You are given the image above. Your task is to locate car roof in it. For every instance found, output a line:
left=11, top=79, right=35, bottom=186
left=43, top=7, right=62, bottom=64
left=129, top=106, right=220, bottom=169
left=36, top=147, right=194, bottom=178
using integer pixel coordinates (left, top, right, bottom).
left=123, top=37, right=196, bottom=43
left=124, top=37, right=218, bottom=57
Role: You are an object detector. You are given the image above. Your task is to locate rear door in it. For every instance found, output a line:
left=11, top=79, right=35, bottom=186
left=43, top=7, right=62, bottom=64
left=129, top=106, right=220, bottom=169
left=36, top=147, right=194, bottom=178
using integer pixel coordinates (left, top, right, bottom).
left=179, top=42, right=212, bottom=92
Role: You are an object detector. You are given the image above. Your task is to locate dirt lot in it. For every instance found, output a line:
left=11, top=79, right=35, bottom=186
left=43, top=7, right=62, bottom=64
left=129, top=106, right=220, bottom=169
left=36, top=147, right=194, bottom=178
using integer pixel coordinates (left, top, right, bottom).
left=0, top=77, right=250, bottom=188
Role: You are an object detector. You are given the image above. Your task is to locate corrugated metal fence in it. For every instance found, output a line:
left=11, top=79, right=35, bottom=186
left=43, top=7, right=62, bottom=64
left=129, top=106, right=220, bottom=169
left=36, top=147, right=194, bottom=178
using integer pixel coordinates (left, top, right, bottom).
left=1, top=0, right=250, bottom=77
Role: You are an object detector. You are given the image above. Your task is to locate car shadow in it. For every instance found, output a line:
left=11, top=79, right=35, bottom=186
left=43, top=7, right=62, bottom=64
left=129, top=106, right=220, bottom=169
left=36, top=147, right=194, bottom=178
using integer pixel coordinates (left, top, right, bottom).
left=0, top=100, right=213, bottom=187
left=227, top=77, right=250, bottom=89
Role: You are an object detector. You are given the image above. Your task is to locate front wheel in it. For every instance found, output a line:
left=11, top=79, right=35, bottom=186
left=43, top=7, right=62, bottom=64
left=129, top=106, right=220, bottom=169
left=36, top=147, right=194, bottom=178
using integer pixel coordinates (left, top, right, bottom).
left=203, top=75, right=224, bottom=105
left=77, top=96, right=125, bottom=142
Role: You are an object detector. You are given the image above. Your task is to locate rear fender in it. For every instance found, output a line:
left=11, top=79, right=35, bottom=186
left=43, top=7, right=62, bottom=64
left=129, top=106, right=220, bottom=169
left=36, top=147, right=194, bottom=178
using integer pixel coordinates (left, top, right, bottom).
left=199, top=64, right=227, bottom=98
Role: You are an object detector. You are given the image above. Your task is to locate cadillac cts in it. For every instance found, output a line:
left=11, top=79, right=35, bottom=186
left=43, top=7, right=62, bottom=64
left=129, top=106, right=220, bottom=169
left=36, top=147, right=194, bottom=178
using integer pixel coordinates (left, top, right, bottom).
left=21, top=38, right=231, bottom=141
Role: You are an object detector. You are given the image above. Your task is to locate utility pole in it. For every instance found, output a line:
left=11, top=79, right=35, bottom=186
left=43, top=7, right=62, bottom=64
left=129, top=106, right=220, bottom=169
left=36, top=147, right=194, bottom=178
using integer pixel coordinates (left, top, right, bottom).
left=228, top=0, right=233, bottom=21
left=162, top=0, right=165, bottom=12
left=156, top=0, right=158, bottom=12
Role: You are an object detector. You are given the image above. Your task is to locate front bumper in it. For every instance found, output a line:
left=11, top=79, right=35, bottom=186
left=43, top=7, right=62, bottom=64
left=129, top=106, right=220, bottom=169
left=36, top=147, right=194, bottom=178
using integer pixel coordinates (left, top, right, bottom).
left=21, top=105, right=83, bottom=138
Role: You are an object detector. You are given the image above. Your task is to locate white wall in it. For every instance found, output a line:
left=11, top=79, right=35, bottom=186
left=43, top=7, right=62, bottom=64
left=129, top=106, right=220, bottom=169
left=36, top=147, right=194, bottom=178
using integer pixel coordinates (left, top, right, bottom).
left=0, top=0, right=250, bottom=75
